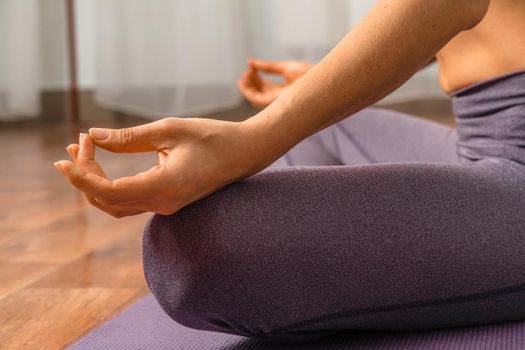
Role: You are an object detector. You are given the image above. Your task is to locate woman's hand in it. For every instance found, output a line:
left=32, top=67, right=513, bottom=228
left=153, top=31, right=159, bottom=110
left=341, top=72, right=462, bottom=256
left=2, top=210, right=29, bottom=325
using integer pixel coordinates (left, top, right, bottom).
left=53, top=117, right=264, bottom=218
left=236, top=58, right=312, bottom=108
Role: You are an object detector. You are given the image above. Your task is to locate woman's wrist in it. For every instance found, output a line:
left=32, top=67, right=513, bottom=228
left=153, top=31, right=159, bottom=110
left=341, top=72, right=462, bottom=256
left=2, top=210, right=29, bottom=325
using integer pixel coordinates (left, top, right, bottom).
left=237, top=116, right=276, bottom=175
left=239, top=106, right=304, bottom=175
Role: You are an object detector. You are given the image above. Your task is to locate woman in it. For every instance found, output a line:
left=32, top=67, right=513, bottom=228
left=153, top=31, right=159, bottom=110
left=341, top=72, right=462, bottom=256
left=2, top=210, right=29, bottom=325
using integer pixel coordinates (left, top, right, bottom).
left=54, top=0, right=525, bottom=343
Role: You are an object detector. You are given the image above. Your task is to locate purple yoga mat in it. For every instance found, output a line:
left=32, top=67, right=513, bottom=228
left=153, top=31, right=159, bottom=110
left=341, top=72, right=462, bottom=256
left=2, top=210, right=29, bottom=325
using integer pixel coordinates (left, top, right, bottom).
left=68, top=294, right=525, bottom=349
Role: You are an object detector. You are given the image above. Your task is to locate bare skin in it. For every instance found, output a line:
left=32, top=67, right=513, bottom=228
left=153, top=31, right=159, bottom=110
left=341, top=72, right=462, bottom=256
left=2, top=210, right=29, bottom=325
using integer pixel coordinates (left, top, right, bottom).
left=239, top=0, right=525, bottom=104
left=437, top=0, right=525, bottom=93
left=236, top=59, right=313, bottom=108
left=54, top=0, right=521, bottom=218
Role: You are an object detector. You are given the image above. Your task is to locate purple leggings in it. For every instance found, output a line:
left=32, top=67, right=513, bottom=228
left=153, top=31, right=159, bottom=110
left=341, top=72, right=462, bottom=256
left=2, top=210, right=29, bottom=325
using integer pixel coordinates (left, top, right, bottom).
left=143, top=70, right=525, bottom=342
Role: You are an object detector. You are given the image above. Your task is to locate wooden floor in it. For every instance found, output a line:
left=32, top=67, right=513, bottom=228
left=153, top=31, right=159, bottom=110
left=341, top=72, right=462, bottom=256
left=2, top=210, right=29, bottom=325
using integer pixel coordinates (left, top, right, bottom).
left=0, top=105, right=454, bottom=349
left=0, top=119, right=158, bottom=349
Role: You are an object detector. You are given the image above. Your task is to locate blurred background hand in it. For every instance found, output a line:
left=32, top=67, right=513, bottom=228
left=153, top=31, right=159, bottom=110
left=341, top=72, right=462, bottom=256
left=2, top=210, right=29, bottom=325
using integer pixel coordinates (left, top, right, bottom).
left=236, top=58, right=313, bottom=108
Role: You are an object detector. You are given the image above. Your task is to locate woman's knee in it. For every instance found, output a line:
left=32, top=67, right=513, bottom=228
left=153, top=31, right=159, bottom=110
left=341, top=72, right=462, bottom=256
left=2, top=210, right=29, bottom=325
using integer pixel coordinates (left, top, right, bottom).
left=143, top=218, right=336, bottom=343
left=142, top=194, right=277, bottom=338
left=143, top=213, right=333, bottom=342
left=141, top=174, right=336, bottom=341
left=142, top=211, right=238, bottom=333
left=142, top=214, right=199, bottom=329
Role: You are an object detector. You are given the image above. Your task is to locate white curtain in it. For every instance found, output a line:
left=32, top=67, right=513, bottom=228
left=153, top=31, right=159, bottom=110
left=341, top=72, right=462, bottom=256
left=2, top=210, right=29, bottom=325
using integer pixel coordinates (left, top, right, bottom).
left=0, top=0, right=41, bottom=121
left=96, top=0, right=246, bottom=118
left=95, top=0, right=446, bottom=119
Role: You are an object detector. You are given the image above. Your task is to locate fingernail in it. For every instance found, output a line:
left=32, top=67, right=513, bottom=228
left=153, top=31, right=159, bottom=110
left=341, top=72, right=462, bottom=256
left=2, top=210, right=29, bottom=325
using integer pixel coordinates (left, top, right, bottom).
left=53, top=161, right=66, bottom=176
left=66, top=146, right=75, bottom=160
left=79, top=133, right=86, bottom=144
left=89, top=128, right=109, bottom=140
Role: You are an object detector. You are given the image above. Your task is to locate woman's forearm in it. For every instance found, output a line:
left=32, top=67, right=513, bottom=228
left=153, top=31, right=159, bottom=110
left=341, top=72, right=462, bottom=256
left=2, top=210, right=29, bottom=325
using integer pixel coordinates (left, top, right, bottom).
left=242, top=0, right=489, bottom=173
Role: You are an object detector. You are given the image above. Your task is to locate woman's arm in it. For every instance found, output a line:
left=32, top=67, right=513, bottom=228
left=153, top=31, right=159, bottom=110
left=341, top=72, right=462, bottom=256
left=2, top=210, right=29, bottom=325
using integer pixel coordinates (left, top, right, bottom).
left=54, top=0, right=489, bottom=217
left=237, top=55, right=435, bottom=110
left=241, top=0, right=489, bottom=174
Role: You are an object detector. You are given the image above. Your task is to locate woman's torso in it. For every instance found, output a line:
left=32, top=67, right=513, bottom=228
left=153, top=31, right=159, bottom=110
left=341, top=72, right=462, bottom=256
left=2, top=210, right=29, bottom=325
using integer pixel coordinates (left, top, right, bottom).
left=437, top=0, right=525, bottom=93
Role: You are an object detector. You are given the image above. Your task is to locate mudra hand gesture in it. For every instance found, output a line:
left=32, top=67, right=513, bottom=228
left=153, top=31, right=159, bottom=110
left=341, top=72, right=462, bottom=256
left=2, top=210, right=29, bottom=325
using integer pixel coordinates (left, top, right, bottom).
left=237, top=58, right=312, bottom=108
left=54, top=118, right=266, bottom=218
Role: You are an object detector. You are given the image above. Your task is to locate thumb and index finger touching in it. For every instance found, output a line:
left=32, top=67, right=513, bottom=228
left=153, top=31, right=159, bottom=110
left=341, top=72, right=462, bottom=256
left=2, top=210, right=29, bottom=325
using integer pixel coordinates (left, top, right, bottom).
left=87, top=119, right=167, bottom=154
left=54, top=120, right=168, bottom=205
left=239, top=58, right=287, bottom=89
left=249, top=58, right=286, bottom=75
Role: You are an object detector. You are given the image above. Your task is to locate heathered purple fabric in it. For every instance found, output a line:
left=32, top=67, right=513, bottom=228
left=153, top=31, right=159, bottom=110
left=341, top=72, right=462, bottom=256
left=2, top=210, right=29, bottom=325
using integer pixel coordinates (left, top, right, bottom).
left=68, top=71, right=525, bottom=348
left=141, top=70, right=525, bottom=343
left=452, top=69, right=525, bottom=165
left=68, top=294, right=525, bottom=349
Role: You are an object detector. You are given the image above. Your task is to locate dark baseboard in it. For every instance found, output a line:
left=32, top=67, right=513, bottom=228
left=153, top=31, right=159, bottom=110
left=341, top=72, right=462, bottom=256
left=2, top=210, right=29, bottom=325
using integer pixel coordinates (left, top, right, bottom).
left=40, top=89, right=123, bottom=123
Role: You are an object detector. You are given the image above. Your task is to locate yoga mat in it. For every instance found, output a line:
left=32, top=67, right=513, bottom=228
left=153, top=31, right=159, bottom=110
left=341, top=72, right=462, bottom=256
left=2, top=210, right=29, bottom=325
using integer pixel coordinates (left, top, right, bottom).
left=69, top=294, right=525, bottom=349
